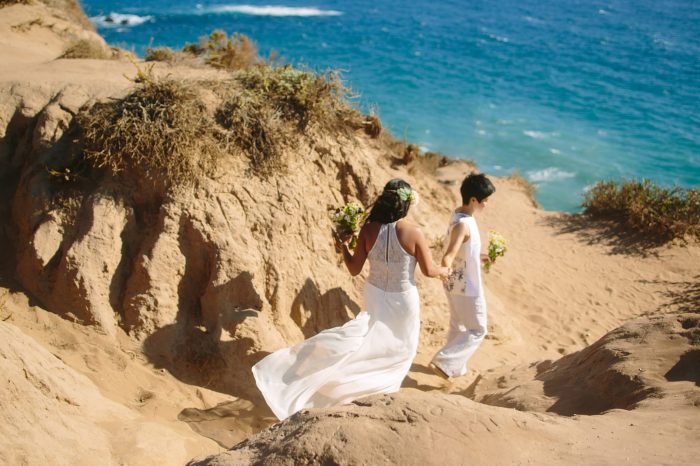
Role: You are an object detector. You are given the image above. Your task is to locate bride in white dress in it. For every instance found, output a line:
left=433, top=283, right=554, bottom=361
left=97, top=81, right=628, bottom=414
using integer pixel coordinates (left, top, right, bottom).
left=253, top=179, right=449, bottom=420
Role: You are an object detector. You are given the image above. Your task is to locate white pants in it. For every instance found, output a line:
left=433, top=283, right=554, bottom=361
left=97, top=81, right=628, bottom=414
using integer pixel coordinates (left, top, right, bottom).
left=431, top=294, right=487, bottom=377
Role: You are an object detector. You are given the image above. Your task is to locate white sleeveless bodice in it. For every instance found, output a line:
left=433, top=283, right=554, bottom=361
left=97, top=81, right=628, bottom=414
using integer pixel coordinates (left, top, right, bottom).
left=366, top=222, right=417, bottom=293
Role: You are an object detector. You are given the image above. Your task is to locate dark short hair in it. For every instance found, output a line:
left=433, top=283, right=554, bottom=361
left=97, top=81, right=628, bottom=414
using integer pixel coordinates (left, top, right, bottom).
left=460, top=173, right=495, bottom=204
left=366, top=178, right=412, bottom=224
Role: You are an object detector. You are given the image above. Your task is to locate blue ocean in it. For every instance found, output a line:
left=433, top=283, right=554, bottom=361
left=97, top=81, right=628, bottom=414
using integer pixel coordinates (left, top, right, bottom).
left=81, top=0, right=700, bottom=211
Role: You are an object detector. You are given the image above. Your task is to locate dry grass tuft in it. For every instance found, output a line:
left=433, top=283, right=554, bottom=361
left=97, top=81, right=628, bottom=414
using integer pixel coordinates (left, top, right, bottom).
left=0, top=0, right=33, bottom=7
left=60, top=39, right=111, bottom=59
left=236, top=65, right=360, bottom=132
left=204, top=30, right=260, bottom=70
left=409, top=151, right=452, bottom=175
left=77, top=73, right=225, bottom=190
left=144, top=47, right=175, bottom=63
left=218, top=65, right=362, bottom=174
left=509, top=170, right=539, bottom=207
left=145, top=31, right=261, bottom=69
left=402, top=143, right=419, bottom=165
left=363, top=114, right=382, bottom=138
left=582, top=179, right=700, bottom=243
left=218, top=93, right=293, bottom=174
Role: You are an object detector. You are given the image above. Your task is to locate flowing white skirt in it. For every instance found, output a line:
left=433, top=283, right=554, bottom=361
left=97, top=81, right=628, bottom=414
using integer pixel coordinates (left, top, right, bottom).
left=252, top=282, right=420, bottom=420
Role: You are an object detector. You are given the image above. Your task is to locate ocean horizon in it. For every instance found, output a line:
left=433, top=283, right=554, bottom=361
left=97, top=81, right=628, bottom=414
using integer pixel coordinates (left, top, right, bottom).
left=80, top=0, right=700, bottom=212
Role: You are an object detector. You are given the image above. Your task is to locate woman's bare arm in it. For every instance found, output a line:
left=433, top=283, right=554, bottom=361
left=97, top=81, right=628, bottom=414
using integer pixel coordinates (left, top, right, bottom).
left=412, top=227, right=449, bottom=280
left=441, top=222, right=469, bottom=268
left=337, top=223, right=373, bottom=276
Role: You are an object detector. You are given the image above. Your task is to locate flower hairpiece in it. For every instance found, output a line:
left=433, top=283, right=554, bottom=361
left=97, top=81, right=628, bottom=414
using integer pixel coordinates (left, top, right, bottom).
left=395, top=187, right=420, bottom=206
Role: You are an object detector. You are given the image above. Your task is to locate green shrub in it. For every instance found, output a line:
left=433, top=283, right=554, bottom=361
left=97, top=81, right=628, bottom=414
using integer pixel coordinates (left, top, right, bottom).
left=77, top=75, right=225, bottom=190
left=582, top=179, right=700, bottom=242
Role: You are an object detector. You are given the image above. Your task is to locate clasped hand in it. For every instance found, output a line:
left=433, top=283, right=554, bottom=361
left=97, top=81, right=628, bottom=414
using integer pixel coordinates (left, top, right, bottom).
left=332, top=229, right=352, bottom=253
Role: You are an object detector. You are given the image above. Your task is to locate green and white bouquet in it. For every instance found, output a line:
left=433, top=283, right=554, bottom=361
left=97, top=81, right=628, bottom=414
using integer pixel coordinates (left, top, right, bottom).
left=484, top=230, right=507, bottom=272
left=330, top=201, right=367, bottom=250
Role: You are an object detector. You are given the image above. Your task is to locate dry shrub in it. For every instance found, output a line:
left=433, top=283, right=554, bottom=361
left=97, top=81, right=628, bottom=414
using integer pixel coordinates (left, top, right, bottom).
left=1, top=0, right=33, bottom=6
left=145, top=47, right=175, bottom=63
left=218, top=65, right=361, bottom=174
left=77, top=76, right=225, bottom=190
left=417, top=151, right=451, bottom=172
left=582, top=179, right=700, bottom=243
left=237, top=65, right=360, bottom=132
left=0, top=0, right=35, bottom=7
left=363, top=114, right=382, bottom=138
left=60, top=39, right=111, bottom=59
left=110, top=47, right=137, bottom=61
left=402, top=143, right=419, bottom=165
left=378, top=130, right=412, bottom=161
left=203, top=30, right=260, bottom=70
left=218, top=94, right=293, bottom=173
left=509, top=170, right=539, bottom=207
left=391, top=139, right=453, bottom=174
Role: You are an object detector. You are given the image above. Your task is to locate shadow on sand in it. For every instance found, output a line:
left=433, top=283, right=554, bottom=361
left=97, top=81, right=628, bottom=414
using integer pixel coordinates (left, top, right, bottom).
left=541, top=213, right=668, bottom=257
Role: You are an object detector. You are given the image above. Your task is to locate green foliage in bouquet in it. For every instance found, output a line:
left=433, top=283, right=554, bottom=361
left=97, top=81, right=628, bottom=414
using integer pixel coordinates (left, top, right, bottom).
left=484, top=230, right=507, bottom=272
left=330, top=201, right=367, bottom=250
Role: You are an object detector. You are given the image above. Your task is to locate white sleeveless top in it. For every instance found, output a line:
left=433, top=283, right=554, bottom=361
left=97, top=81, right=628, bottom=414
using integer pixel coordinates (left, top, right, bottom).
left=366, top=222, right=417, bottom=293
left=444, top=213, right=483, bottom=297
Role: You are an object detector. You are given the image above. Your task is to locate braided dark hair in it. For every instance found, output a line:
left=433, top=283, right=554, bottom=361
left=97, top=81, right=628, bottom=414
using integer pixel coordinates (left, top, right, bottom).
left=366, top=178, right=413, bottom=224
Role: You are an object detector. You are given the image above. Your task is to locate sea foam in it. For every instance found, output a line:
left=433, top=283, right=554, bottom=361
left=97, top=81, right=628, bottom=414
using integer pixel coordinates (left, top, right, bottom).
left=208, top=5, right=342, bottom=17
left=523, top=130, right=550, bottom=139
left=527, top=167, right=575, bottom=183
left=90, top=13, right=153, bottom=28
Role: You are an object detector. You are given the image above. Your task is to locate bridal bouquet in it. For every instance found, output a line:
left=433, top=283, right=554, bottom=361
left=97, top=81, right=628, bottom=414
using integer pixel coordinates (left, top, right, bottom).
left=484, top=230, right=507, bottom=272
left=330, top=201, right=367, bottom=250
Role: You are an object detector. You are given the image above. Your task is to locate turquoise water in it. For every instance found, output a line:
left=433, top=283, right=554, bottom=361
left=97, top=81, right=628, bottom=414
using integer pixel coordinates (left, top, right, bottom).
left=81, top=0, right=700, bottom=211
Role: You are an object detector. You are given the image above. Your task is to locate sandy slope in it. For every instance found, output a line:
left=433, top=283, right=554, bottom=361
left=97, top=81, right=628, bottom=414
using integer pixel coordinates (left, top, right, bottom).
left=1, top=2, right=698, bottom=465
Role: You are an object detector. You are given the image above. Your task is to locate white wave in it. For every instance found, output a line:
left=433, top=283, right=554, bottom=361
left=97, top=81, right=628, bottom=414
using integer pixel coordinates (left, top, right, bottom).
left=488, top=33, right=509, bottom=43
left=208, top=5, right=343, bottom=16
left=523, top=130, right=548, bottom=139
left=523, top=16, right=544, bottom=24
left=527, top=167, right=575, bottom=183
left=549, top=148, right=561, bottom=155
left=90, top=13, right=153, bottom=28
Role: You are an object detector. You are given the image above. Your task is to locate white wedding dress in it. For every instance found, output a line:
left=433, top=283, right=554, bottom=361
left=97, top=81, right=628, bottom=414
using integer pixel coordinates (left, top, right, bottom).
left=252, top=222, right=420, bottom=420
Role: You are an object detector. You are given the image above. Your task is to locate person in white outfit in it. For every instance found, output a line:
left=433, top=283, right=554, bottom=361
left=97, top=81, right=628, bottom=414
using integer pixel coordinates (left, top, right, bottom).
left=253, top=179, right=449, bottom=420
left=430, top=173, right=496, bottom=379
